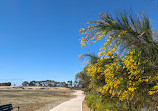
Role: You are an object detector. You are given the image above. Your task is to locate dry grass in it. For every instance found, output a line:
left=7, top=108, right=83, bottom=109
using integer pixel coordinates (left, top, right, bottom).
left=0, top=87, right=73, bottom=111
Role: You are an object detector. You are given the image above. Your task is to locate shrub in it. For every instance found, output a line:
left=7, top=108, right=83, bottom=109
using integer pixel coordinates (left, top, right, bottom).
left=85, top=94, right=129, bottom=111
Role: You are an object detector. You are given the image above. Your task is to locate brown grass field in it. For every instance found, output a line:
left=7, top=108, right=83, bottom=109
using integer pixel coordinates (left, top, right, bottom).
left=0, top=87, right=73, bottom=111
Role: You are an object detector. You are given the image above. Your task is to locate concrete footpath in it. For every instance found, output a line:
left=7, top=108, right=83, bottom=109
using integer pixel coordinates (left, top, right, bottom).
left=50, top=90, right=85, bottom=111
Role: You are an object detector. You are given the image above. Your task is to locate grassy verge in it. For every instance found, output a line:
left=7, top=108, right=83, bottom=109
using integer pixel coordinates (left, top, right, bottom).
left=0, top=87, right=73, bottom=111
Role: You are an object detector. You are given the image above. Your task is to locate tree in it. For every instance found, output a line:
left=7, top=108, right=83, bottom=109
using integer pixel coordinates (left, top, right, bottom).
left=75, top=66, right=91, bottom=89
left=80, top=11, right=158, bottom=70
left=74, top=80, right=78, bottom=88
left=60, top=82, right=67, bottom=87
left=0, top=82, right=11, bottom=86
left=8, top=82, right=11, bottom=86
left=67, top=80, right=72, bottom=87
left=29, top=81, right=35, bottom=86
left=22, top=81, right=29, bottom=86
left=79, top=11, right=158, bottom=110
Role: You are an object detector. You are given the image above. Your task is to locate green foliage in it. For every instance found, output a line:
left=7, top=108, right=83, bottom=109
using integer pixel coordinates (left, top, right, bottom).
left=79, top=10, right=158, bottom=111
left=75, top=66, right=91, bottom=92
left=85, top=94, right=103, bottom=111
left=28, top=81, right=35, bottom=86
left=85, top=94, right=129, bottom=111
left=0, top=82, right=11, bottom=86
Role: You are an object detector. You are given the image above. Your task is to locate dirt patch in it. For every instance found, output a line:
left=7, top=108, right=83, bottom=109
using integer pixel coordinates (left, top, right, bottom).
left=82, top=100, right=92, bottom=111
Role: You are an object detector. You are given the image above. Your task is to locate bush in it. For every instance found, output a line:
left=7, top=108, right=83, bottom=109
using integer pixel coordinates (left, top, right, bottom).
left=85, top=94, right=129, bottom=111
left=85, top=94, right=103, bottom=111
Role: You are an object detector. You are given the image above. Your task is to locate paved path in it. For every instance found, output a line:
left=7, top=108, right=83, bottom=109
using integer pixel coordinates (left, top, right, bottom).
left=50, top=90, right=85, bottom=111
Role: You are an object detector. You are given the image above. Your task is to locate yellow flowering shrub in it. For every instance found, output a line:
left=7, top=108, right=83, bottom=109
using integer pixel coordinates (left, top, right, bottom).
left=80, top=11, right=158, bottom=110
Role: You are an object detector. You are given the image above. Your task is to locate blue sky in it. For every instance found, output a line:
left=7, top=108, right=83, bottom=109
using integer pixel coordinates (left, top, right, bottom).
left=0, top=0, right=158, bottom=85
